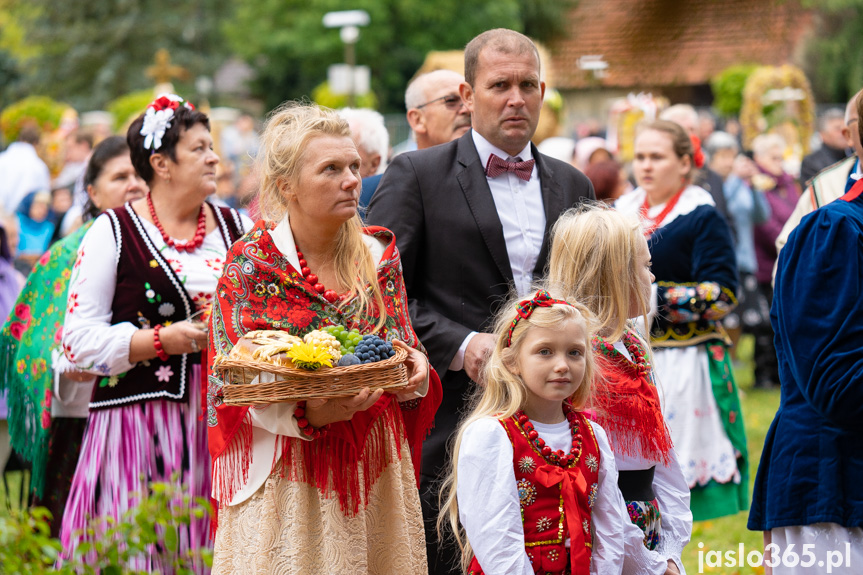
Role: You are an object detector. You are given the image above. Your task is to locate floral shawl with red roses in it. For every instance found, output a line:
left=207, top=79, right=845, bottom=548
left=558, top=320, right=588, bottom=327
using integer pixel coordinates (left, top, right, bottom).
left=0, top=221, right=90, bottom=497
left=207, top=221, right=441, bottom=518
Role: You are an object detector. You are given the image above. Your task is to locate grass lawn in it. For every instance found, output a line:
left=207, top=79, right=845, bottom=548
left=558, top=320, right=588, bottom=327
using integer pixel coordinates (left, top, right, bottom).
left=681, top=335, right=779, bottom=575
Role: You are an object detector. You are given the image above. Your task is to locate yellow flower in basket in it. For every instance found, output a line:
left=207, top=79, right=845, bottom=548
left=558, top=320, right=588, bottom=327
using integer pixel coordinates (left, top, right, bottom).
left=286, top=342, right=334, bottom=371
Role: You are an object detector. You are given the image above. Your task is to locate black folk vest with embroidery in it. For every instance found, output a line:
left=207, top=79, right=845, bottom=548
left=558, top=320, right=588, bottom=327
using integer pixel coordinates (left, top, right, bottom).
left=89, top=203, right=244, bottom=410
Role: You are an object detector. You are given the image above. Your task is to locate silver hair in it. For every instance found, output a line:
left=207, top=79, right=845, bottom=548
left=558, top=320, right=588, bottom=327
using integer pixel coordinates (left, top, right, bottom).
left=817, top=108, right=845, bottom=133
left=405, top=69, right=465, bottom=110
left=751, top=133, right=786, bottom=158
left=705, top=131, right=739, bottom=156
left=660, top=104, right=698, bottom=131
left=337, top=107, right=390, bottom=175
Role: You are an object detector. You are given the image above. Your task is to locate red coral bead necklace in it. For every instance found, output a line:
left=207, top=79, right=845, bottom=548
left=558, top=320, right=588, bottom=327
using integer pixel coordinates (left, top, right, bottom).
left=147, top=193, right=207, bottom=253
left=516, top=404, right=583, bottom=467
left=296, top=247, right=340, bottom=304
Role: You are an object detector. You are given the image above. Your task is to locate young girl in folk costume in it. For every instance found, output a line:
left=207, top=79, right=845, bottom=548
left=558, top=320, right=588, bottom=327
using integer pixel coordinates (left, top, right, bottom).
left=548, top=206, right=691, bottom=574
left=440, top=291, right=674, bottom=575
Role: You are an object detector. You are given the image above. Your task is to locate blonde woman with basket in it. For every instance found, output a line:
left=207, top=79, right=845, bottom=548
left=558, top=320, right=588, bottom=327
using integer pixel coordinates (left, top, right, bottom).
left=207, top=102, right=441, bottom=574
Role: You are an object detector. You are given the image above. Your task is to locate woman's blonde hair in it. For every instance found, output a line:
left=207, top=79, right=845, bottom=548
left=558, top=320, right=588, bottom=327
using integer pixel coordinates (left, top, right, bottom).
left=437, top=291, right=596, bottom=573
left=257, top=101, right=385, bottom=330
left=547, top=204, right=650, bottom=342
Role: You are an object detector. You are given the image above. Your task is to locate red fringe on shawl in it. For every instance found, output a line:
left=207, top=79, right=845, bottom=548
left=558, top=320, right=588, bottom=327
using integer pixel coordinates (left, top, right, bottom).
left=209, top=369, right=441, bottom=534
left=590, top=357, right=673, bottom=465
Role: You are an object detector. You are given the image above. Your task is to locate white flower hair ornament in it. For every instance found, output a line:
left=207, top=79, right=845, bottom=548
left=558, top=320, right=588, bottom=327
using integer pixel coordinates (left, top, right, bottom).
left=139, top=93, right=195, bottom=151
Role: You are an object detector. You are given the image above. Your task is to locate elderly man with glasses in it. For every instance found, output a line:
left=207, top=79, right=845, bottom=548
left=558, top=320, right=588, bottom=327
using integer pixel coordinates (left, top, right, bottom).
left=405, top=69, right=472, bottom=150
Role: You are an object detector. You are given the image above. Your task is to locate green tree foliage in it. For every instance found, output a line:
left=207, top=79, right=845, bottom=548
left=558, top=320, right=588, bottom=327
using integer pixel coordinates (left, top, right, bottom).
left=711, top=64, right=758, bottom=117
left=227, top=0, right=572, bottom=112
left=1, top=95, right=67, bottom=144
left=803, top=0, right=863, bottom=103
left=17, top=0, right=232, bottom=110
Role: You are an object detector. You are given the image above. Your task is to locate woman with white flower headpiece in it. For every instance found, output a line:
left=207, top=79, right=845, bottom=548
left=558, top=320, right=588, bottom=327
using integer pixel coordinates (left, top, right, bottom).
left=59, top=94, right=252, bottom=571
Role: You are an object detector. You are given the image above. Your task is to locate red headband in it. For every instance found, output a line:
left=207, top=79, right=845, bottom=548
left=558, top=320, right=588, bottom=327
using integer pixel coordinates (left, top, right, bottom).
left=505, top=291, right=572, bottom=347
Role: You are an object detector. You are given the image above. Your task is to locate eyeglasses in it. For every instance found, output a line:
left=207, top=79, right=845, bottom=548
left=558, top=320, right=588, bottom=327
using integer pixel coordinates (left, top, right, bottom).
left=416, top=94, right=464, bottom=110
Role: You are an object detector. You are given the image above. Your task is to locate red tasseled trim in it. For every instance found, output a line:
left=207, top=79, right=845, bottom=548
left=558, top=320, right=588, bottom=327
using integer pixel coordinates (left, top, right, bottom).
left=210, top=409, right=254, bottom=536
left=275, top=400, right=406, bottom=515
left=591, top=359, right=674, bottom=465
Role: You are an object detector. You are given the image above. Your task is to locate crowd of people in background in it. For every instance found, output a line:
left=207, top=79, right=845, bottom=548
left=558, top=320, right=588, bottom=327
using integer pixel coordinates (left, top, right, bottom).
left=0, top=25, right=861, bottom=575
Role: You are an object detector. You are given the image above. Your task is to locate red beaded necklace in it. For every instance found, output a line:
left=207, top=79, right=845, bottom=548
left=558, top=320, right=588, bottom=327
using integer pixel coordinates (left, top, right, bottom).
left=147, top=193, right=207, bottom=253
left=295, top=247, right=340, bottom=304
left=639, top=186, right=686, bottom=236
left=593, top=329, right=652, bottom=376
left=515, top=404, right=582, bottom=467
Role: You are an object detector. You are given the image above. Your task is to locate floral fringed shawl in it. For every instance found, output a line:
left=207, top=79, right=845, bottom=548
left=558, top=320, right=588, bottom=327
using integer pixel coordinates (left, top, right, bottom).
left=207, top=221, right=441, bottom=522
left=0, top=222, right=90, bottom=497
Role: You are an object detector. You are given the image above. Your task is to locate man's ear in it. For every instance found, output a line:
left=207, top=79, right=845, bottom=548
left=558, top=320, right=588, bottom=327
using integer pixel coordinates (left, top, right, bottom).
left=459, top=82, right=475, bottom=115
left=407, top=109, right=426, bottom=135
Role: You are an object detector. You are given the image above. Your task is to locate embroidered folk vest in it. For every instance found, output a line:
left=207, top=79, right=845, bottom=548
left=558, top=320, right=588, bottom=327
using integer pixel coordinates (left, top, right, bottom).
left=90, top=203, right=244, bottom=410
left=468, top=411, right=601, bottom=575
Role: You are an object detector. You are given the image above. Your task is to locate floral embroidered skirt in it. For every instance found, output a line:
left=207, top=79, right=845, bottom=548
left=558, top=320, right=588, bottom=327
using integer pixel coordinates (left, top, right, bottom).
left=654, top=343, right=749, bottom=521
left=59, top=366, right=211, bottom=573
left=626, top=498, right=662, bottom=550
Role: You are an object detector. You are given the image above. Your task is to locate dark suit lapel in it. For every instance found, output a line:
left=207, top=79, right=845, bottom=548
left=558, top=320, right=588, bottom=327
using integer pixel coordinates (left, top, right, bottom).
left=532, top=144, right=565, bottom=277
left=455, top=132, right=514, bottom=283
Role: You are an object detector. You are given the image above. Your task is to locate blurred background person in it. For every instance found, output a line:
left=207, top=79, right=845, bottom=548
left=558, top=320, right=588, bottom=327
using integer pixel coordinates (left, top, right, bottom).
left=220, top=112, right=259, bottom=180
left=338, top=107, right=390, bottom=211
left=14, top=191, right=55, bottom=274
left=0, top=123, right=51, bottom=217
left=800, top=108, right=849, bottom=185
left=750, top=133, right=800, bottom=389
left=54, top=130, right=94, bottom=205
left=574, top=136, right=613, bottom=171
left=0, top=135, right=147, bottom=537
left=707, top=131, right=771, bottom=353
left=0, top=215, right=26, bottom=504
left=584, top=159, right=627, bottom=204
left=405, top=69, right=471, bottom=151
left=660, top=104, right=732, bottom=229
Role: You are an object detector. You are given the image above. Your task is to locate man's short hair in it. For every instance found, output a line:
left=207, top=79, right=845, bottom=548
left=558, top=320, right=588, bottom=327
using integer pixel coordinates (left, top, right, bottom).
left=705, top=131, right=739, bottom=157
left=818, top=108, right=845, bottom=133
left=337, top=108, right=389, bottom=167
left=464, top=29, right=539, bottom=87
left=18, top=123, right=41, bottom=145
left=405, top=70, right=463, bottom=110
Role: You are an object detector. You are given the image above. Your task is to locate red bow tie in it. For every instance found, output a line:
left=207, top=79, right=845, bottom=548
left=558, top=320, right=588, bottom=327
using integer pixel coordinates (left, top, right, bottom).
left=485, top=153, right=535, bottom=181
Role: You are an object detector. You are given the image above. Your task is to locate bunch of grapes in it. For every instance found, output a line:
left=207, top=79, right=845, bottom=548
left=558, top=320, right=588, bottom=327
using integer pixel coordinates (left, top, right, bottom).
left=321, top=325, right=363, bottom=355
left=354, top=334, right=395, bottom=364
left=303, top=330, right=341, bottom=361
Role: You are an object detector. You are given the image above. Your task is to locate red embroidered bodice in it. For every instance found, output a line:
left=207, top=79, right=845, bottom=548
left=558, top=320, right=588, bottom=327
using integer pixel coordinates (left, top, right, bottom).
left=468, top=410, right=600, bottom=575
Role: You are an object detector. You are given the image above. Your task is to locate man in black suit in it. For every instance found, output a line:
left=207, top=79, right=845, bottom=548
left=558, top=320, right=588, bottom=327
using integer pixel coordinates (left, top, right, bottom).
left=367, top=28, right=594, bottom=575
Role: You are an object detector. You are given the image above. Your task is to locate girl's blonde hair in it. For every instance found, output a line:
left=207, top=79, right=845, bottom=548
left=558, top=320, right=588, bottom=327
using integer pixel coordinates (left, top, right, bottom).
left=256, top=101, right=385, bottom=330
left=437, top=292, right=596, bottom=573
left=547, top=204, right=650, bottom=342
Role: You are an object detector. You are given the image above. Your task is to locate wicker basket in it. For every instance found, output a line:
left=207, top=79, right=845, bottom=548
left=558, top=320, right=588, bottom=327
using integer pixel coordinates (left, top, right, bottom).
left=214, top=346, right=409, bottom=405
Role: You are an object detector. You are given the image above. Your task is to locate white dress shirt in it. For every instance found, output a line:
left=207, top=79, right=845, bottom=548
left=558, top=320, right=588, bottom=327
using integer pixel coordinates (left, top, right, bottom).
left=450, top=131, right=546, bottom=372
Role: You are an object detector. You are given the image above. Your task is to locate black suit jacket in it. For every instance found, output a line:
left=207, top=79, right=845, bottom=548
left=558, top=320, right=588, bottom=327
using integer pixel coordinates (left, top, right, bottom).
left=368, top=131, right=593, bottom=382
